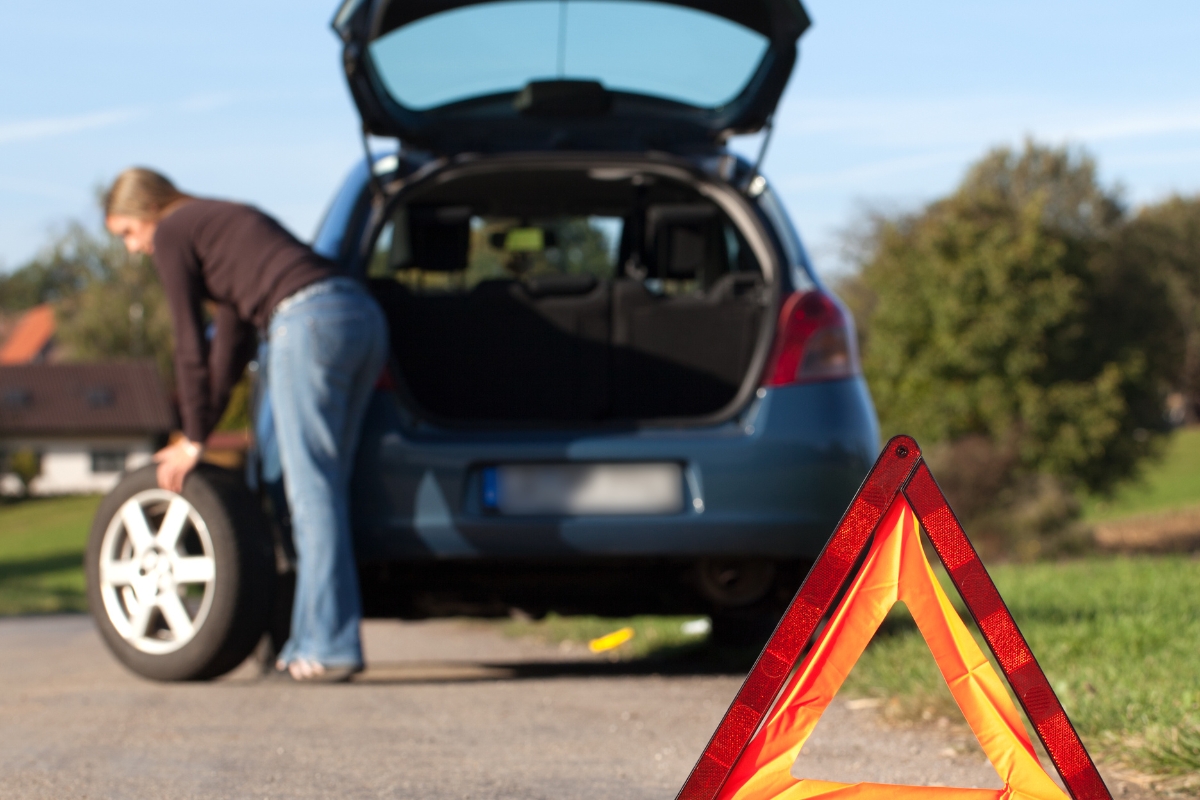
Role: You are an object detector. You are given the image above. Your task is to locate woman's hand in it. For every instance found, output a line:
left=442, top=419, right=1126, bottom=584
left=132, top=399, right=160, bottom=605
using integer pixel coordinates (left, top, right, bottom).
left=154, top=438, right=203, bottom=493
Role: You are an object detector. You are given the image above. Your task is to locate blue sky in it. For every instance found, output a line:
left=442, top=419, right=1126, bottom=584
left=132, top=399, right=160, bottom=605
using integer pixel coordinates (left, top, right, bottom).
left=2, top=1, right=1198, bottom=276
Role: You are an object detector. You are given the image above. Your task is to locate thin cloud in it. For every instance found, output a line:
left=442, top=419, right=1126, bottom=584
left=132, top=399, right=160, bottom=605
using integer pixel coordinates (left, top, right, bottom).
left=1066, top=111, right=1200, bottom=142
left=0, top=93, right=254, bottom=147
left=775, top=95, right=1200, bottom=150
left=0, top=108, right=145, bottom=147
left=774, top=95, right=1036, bottom=147
left=173, top=92, right=243, bottom=114
left=775, top=149, right=976, bottom=192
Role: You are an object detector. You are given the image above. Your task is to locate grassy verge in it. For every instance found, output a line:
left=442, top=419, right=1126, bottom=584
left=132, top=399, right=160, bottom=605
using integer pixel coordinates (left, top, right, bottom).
left=1082, top=427, right=1200, bottom=523
left=0, top=495, right=100, bottom=615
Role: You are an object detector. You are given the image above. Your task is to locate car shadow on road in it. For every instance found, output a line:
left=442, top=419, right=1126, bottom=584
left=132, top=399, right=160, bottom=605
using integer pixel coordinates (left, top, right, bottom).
left=351, top=642, right=765, bottom=685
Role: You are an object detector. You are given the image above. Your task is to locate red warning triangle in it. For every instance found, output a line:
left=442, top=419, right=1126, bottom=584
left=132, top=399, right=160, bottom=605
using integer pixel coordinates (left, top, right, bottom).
left=676, top=436, right=1111, bottom=800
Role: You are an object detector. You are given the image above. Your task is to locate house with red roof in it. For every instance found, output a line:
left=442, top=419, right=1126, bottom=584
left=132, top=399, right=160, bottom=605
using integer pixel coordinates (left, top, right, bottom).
left=0, top=305, right=57, bottom=365
left=0, top=361, right=174, bottom=495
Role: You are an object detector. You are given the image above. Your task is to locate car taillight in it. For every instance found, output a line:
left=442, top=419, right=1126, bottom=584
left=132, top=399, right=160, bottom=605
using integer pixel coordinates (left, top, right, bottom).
left=762, top=290, right=860, bottom=387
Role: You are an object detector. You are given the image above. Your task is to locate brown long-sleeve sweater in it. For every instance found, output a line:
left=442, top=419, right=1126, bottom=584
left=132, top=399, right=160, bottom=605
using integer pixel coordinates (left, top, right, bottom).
left=152, top=199, right=337, bottom=443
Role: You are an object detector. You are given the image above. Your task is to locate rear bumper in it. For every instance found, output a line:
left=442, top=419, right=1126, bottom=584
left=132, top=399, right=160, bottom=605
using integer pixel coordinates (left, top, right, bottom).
left=350, top=377, right=879, bottom=561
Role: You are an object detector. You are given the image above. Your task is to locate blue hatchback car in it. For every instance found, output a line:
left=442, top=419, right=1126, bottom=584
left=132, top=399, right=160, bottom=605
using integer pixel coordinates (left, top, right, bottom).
left=86, top=0, right=879, bottom=680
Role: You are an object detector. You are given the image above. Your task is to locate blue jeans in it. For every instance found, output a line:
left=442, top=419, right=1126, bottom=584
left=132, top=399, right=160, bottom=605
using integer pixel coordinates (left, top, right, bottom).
left=267, top=278, right=388, bottom=668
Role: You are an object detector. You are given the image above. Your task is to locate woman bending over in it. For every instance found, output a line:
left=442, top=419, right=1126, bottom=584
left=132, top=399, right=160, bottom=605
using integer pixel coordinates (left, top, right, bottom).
left=105, top=167, right=387, bottom=682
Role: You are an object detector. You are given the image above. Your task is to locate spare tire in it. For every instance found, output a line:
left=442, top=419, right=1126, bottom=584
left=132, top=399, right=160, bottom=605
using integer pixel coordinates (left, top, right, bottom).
left=85, top=463, right=275, bottom=681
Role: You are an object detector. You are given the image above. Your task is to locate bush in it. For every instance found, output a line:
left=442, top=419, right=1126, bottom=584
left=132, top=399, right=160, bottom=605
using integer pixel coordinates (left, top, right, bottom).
left=9, top=449, right=41, bottom=497
left=842, top=142, right=1183, bottom=547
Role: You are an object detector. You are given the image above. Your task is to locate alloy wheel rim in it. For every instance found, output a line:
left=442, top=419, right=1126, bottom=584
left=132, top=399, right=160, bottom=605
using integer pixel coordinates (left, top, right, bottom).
left=98, top=489, right=216, bottom=655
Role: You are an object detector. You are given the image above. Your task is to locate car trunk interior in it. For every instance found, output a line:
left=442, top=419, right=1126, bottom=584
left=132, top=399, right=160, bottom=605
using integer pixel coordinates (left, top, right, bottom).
left=365, top=166, right=773, bottom=427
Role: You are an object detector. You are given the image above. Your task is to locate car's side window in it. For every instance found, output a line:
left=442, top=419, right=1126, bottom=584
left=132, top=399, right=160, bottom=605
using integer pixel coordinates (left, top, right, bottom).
left=313, top=161, right=373, bottom=263
left=756, top=186, right=816, bottom=291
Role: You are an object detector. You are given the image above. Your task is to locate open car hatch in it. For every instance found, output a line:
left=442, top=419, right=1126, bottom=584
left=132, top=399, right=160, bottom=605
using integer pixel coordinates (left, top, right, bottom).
left=333, top=0, right=810, bottom=154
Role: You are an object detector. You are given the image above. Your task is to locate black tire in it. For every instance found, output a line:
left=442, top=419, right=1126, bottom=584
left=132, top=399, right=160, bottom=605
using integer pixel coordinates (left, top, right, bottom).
left=85, top=463, right=275, bottom=681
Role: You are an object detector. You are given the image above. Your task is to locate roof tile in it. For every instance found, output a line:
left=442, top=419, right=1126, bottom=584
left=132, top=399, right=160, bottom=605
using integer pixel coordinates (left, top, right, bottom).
left=0, top=361, right=175, bottom=435
left=0, top=305, right=56, bottom=364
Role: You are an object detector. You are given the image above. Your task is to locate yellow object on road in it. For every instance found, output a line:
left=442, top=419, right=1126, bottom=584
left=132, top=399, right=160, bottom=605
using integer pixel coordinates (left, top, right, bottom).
left=588, top=627, right=634, bottom=653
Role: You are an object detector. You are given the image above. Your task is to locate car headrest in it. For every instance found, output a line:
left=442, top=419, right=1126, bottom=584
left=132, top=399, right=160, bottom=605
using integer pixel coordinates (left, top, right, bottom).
left=645, top=204, right=724, bottom=281
left=407, top=206, right=471, bottom=272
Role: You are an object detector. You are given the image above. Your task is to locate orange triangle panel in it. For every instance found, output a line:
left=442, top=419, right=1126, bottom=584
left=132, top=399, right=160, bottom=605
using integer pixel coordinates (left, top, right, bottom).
left=676, top=437, right=1110, bottom=800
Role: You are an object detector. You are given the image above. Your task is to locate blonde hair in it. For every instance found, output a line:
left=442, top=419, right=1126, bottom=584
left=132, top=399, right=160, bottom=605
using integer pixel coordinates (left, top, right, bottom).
left=104, top=167, right=188, bottom=220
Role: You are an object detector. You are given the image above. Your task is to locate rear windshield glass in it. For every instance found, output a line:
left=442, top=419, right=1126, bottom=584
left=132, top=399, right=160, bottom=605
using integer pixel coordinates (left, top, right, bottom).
left=368, top=0, right=769, bottom=110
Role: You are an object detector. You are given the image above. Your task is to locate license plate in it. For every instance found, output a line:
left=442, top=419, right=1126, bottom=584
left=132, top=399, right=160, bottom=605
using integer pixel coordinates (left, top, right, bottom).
left=482, top=463, right=684, bottom=516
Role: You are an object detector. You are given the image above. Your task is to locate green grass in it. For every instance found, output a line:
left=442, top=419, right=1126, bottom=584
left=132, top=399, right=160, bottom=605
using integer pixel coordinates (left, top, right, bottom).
left=0, top=495, right=100, bottom=615
left=1082, top=427, right=1200, bottom=522
left=841, top=556, right=1200, bottom=782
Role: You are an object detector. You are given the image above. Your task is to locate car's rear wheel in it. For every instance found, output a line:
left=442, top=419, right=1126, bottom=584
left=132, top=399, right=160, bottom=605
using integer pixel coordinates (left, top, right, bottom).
left=86, top=464, right=275, bottom=681
left=701, top=558, right=810, bottom=648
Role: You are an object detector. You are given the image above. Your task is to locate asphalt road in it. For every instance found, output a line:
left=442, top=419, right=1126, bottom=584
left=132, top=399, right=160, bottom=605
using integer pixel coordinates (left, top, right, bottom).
left=0, top=615, right=1146, bottom=799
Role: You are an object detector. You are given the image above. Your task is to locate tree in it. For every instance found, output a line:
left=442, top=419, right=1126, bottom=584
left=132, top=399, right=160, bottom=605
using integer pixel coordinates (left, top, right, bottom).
left=53, top=235, right=176, bottom=383
left=843, top=141, right=1181, bottom=517
left=0, top=223, right=99, bottom=312
left=1115, top=196, right=1200, bottom=416
left=1, top=218, right=175, bottom=380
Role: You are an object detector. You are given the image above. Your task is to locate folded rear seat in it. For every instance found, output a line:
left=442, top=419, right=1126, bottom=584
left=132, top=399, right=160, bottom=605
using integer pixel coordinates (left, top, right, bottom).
left=464, top=276, right=610, bottom=422
left=610, top=274, right=765, bottom=419
left=371, top=275, right=610, bottom=424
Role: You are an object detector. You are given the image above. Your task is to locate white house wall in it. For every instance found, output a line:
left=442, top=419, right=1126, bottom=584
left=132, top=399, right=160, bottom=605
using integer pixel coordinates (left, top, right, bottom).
left=1, top=437, right=155, bottom=496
